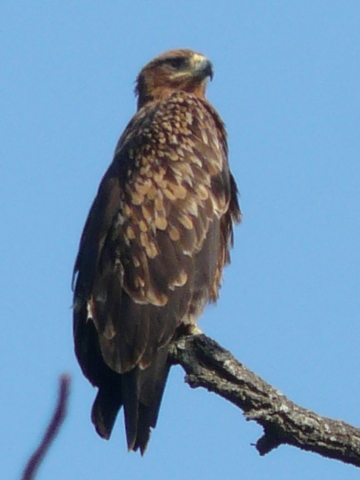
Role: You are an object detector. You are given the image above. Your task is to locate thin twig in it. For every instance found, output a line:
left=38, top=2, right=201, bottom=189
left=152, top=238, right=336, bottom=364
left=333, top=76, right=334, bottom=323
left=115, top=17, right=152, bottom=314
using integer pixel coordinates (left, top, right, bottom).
left=22, top=374, right=71, bottom=480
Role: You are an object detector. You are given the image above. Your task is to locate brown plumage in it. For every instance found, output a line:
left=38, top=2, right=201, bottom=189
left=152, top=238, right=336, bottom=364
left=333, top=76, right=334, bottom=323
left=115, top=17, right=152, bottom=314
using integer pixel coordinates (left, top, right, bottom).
left=72, top=48, right=241, bottom=454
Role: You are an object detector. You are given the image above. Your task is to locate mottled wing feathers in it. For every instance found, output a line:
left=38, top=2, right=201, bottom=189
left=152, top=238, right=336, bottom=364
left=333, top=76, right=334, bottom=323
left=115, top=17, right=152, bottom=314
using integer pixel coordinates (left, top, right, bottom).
left=77, top=92, right=233, bottom=370
left=73, top=81, right=240, bottom=453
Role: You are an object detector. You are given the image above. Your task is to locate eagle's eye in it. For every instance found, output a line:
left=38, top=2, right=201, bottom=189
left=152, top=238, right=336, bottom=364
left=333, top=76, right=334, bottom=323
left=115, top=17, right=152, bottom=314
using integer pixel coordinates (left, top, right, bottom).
left=165, top=57, right=188, bottom=70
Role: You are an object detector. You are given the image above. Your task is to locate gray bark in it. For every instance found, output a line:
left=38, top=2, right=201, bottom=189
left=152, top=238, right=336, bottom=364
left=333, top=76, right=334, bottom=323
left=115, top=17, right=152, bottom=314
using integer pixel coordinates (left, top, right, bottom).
left=169, top=334, right=360, bottom=468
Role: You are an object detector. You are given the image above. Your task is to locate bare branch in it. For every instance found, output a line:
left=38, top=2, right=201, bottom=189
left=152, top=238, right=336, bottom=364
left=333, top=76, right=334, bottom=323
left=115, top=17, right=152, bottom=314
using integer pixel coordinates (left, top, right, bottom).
left=169, top=334, right=360, bottom=468
left=22, top=374, right=71, bottom=480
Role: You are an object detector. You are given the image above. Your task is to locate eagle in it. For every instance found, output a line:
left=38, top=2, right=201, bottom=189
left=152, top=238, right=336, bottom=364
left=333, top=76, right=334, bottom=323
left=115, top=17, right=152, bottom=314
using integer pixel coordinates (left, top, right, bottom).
left=73, top=48, right=241, bottom=454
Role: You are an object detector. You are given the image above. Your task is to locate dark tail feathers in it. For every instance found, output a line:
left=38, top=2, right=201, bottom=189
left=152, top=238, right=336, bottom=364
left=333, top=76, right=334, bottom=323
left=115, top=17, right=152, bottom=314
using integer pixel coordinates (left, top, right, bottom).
left=91, top=346, right=170, bottom=454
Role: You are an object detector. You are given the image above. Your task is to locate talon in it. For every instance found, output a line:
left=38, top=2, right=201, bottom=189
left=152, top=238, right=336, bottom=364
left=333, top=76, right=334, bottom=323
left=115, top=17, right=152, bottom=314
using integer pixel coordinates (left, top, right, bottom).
left=187, top=325, right=203, bottom=335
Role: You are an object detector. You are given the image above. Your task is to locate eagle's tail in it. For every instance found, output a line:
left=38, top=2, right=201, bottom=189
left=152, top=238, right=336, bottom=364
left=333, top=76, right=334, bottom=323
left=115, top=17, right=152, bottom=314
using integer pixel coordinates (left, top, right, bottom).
left=91, top=346, right=170, bottom=455
left=91, top=382, right=123, bottom=440
left=122, top=347, right=171, bottom=454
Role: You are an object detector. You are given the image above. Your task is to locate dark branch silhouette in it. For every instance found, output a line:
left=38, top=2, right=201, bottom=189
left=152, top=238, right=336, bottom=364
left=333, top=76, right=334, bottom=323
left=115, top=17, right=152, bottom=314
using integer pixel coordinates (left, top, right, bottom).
left=22, top=374, right=71, bottom=480
left=169, top=334, right=360, bottom=468
left=22, top=337, right=360, bottom=473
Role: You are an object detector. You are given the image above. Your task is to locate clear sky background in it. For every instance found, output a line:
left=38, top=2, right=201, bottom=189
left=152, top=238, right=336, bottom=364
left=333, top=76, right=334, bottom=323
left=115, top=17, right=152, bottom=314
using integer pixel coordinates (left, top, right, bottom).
left=1, top=2, right=360, bottom=479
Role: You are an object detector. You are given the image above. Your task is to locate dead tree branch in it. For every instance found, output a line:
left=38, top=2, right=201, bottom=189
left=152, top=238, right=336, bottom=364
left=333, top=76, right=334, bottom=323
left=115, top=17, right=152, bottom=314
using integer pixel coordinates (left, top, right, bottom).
left=22, top=374, right=71, bottom=480
left=169, top=334, right=360, bottom=468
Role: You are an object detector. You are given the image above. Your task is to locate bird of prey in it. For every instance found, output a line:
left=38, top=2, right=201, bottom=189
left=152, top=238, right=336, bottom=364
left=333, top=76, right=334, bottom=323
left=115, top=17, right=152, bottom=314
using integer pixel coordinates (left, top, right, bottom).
left=72, top=48, right=241, bottom=454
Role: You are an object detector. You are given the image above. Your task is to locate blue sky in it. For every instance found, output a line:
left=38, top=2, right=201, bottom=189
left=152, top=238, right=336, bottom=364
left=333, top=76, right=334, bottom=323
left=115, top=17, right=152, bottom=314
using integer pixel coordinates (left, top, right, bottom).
left=1, top=2, right=360, bottom=479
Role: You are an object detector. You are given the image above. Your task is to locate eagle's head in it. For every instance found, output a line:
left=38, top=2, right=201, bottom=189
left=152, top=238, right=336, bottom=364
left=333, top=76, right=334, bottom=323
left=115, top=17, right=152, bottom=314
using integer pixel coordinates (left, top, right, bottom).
left=135, top=49, right=214, bottom=109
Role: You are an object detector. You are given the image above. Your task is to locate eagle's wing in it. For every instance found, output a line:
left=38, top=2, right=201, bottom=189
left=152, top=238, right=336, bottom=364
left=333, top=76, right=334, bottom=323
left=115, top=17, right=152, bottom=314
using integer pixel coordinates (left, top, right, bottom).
left=73, top=92, right=240, bottom=453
